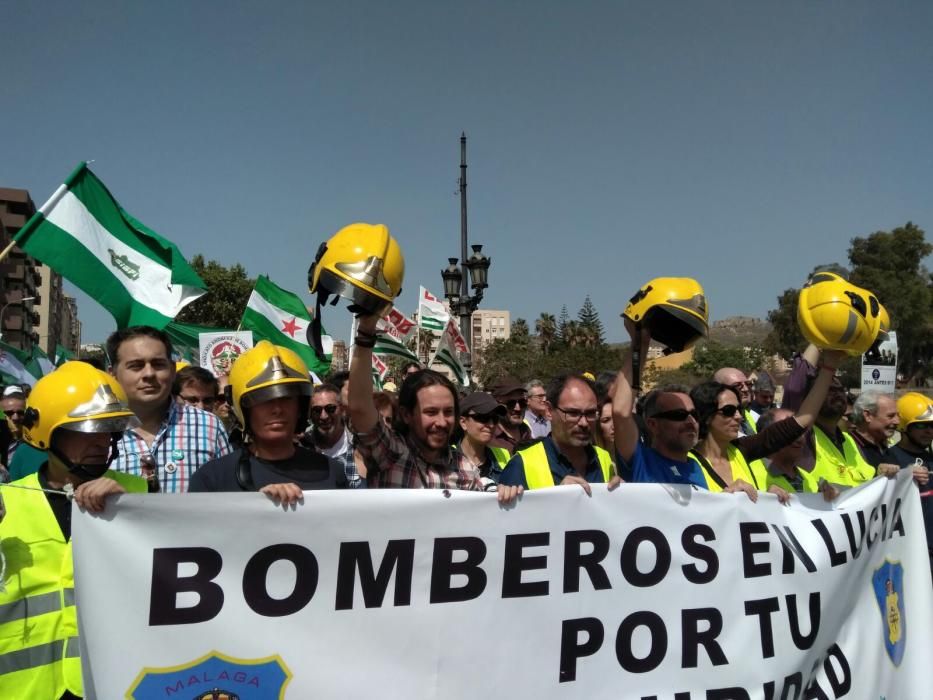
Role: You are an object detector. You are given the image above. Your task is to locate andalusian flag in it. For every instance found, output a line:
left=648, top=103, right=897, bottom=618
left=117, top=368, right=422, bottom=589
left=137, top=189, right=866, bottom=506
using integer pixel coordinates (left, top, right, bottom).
left=373, top=333, right=421, bottom=365
left=14, top=163, right=206, bottom=329
left=53, top=344, right=75, bottom=366
left=25, top=346, right=55, bottom=379
left=418, top=286, right=449, bottom=332
left=240, top=275, right=332, bottom=375
left=0, top=342, right=40, bottom=387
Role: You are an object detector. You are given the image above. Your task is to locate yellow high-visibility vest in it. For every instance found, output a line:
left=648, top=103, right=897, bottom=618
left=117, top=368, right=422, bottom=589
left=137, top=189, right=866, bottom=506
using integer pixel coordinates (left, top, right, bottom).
left=0, top=470, right=145, bottom=698
left=489, top=446, right=511, bottom=469
left=808, top=426, right=875, bottom=488
left=517, top=441, right=614, bottom=490
left=690, top=444, right=761, bottom=492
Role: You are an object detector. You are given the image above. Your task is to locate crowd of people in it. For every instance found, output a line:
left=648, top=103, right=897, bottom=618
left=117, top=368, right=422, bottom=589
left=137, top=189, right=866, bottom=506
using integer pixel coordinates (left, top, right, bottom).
left=0, top=317, right=931, bottom=699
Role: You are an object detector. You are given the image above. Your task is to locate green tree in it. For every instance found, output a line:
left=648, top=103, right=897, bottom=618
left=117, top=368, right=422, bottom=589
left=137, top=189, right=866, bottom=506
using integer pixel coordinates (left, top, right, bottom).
left=535, top=313, right=557, bottom=354
left=175, top=255, right=255, bottom=329
left=557, top=305, right=570, bottom=345
left=511, top=318, right=530, bottom=338
left=848, top=222, right=933, bottom=382
left=682, top=341, right=768, bottom=377
left=577, top=295, right=605, bottom=346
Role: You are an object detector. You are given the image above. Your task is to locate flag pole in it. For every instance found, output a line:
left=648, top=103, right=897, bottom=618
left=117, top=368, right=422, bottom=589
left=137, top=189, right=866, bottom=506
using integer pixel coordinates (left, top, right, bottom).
left=0, top=237, right=19, bottom=265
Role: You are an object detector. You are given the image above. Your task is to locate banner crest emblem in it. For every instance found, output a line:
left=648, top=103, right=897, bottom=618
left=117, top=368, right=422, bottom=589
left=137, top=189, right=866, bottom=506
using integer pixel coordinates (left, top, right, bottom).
left=126, top=651, right=291, bottom=699
left=871, top=560, right=906, bottom=666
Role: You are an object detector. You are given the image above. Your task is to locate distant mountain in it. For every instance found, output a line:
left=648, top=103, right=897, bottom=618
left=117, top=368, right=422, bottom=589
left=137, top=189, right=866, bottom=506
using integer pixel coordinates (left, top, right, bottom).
left=708, top=316, right=772, bottom=348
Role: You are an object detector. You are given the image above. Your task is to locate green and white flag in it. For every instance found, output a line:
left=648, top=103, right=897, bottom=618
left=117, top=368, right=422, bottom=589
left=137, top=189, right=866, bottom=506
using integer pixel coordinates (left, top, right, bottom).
left=240, top=275, right=332, bottom=375
left=53, top=344, right=75, bottom=367
left=0, top=342, right=40, bottom=387
left=25, top=346, right=56, bottom=379
left=14, top=163, right=206, bottom=329
left=373, top=333, right=421, bottom=365
left=418, top=286, right=449, bottom=332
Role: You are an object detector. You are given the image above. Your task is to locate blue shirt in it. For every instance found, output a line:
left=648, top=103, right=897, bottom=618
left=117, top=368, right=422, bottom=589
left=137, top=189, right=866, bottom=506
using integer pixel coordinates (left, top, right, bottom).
left=499, top=437, right=608, bottom=489
left=624, top=442, right=707, bottom=488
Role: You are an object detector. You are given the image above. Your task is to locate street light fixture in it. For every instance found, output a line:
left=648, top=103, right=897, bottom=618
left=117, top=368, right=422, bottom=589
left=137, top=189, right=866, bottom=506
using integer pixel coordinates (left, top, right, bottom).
left=439, top=135, right=492, bottom=383
left=0, top=295, right=36, bottom=342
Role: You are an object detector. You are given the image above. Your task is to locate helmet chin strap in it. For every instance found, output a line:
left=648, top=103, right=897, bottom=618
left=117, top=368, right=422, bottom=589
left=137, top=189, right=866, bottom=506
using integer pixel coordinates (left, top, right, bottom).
left=49, top=435, right=120, bottom=482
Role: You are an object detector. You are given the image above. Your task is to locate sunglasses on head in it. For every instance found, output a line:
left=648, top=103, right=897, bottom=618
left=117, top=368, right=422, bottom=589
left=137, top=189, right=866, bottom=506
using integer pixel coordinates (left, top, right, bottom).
left=651, top=408, right=699, bottom=422
left=465, top=412, right=499, bottom=424
left=716, top=405, right=742, bottom=418
left=310, top=404, right=339, bottom=416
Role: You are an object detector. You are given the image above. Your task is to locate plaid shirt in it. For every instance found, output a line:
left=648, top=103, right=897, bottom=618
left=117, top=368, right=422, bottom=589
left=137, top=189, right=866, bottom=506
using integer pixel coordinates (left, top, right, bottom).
left=113, top=401, right=232, bottom=493
left=355, top=419, right=484, bottom=490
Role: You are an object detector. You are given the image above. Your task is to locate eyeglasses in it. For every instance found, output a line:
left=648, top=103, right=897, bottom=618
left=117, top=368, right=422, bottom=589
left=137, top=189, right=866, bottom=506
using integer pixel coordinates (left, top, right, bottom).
left=465, top=413, right=498, bottom=425
left=730, top=381, right=754, bottom=391
left=180, top=395, right=215, bottom=408
left=528, top=393, right=546, bottom=400
left=503, top=398, right=527, bottom=409
left=310, top=404, right=339, bottom=417
left=555, top=406, right=599, bottom=423
left=650, top=408, right=700, bottom=422
left=715, top=405, right=742, bottom=418
left=4, top=409, right=24, bottom=417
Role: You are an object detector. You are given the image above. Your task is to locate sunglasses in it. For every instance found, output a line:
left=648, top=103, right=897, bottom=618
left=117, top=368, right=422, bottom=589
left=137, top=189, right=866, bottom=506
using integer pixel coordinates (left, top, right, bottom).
left=4, top=409, right=25, bottom=417
left=310, top=404, right=339, bottom=417
left=503, top=398, right=527, bottom=409
left=465, top=413, right=499, bottom=425
left=180, top=394, right=215, bottom=408
left=651, top=408, right=700, bottom=422
left=730, top=381, right=754, bottom=390
left=716, top=405, right=742, bottom=418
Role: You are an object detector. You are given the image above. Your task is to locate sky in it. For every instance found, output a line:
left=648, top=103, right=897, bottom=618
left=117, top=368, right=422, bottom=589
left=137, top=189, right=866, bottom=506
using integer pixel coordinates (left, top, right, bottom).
left=3, top=1, right=932, bottom=345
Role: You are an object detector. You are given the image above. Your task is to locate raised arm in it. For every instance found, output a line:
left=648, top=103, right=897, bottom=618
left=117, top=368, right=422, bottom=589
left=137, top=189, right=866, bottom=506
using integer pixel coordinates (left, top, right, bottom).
left=791, top=348, right=847, bottom=430
left=348, top=314, right=380, bottom=434
left=612, top=319, right=648, bottom=463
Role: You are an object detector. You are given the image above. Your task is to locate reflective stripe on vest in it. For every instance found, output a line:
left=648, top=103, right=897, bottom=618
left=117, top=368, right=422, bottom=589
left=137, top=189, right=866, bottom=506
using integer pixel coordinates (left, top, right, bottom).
left=0, top=587, right=74, bottom=624
left=812, top=427, right=875, bottom=487
left=743, top=409, right=758, bottom=435
left=0, top=636, right=80, bottom=675
left=518, top=441, right=613, bottom=490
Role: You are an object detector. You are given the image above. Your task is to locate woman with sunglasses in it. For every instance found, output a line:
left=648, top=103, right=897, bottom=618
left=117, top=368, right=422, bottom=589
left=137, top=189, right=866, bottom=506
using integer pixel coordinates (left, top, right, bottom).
left=688, top=348, right=846, bottom=502
left=455, top=392, right=511, bottom=491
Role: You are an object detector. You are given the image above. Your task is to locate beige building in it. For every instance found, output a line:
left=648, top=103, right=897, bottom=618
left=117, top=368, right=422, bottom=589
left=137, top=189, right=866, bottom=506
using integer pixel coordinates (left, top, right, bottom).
left=470, top=309, right=510, bottom=355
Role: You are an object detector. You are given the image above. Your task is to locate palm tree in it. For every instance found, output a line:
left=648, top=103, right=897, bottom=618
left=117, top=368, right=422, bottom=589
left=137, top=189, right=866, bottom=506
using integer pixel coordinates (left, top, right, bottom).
left=563, top=320, right=583, bottom=348
left=535, top=313, right=557, bottom=353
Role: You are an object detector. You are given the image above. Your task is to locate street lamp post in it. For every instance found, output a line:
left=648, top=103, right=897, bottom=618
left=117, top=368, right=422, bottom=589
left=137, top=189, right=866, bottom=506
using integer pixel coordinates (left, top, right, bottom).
left=440, top=134, right=491, bottom=382
left=0, top=295, right=36, bottom=342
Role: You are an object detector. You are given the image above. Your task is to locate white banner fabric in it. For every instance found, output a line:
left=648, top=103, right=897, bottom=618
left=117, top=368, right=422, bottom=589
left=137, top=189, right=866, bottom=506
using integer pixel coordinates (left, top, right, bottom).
left=73, top=472, right=932, bottom=700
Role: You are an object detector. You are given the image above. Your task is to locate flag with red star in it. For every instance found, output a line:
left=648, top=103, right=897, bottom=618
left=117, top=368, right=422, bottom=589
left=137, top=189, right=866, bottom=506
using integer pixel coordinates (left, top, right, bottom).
left=241, top=275, right=332, bottom=375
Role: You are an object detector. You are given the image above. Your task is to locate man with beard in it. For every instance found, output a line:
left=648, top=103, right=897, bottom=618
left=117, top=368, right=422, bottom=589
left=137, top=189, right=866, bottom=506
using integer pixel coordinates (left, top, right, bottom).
left=301, top=383, right=363, bottom=488
left=848, top=391, right=900, bottom=468
left=713, top=367, right=758, bottom=435
left=349, top=314, right=484, bottom=490
left=782, top=344, right=875, bottom=487
left=488, top=377, right=533, bottom=454
left=612, top=320, right=707, bottom=487
left=0, top=362, right=147, bottom=699
left=497, top=374, right=618, bottom=502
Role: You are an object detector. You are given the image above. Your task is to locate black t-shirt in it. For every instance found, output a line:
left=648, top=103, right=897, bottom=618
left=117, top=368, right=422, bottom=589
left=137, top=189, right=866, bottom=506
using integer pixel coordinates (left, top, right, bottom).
left=189, top=446, right=348, bottom=492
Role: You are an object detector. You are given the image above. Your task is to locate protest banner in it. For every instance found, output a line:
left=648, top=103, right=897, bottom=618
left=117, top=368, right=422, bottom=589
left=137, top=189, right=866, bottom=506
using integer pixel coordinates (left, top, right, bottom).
left=198, top=331, right=253, bottom=377
left=73, top=472, right=931, bottom=699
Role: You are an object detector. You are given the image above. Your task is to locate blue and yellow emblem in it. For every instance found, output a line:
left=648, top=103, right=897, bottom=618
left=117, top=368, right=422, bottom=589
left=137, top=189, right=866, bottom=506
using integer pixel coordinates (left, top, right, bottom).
left=871, top=560, right=906, bottom=667
left=126, top=651, right=291, bottom=699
